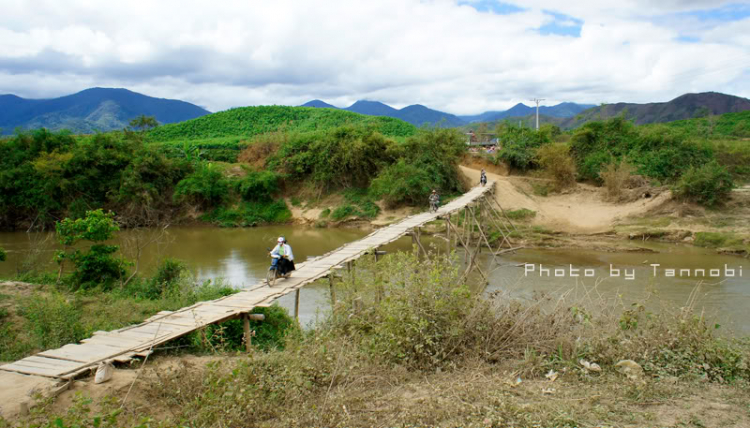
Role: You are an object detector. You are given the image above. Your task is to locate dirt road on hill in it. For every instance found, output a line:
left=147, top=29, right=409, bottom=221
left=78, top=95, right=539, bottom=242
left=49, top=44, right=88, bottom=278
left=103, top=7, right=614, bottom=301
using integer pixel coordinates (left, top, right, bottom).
left=460, top=165, right=672, bottom=234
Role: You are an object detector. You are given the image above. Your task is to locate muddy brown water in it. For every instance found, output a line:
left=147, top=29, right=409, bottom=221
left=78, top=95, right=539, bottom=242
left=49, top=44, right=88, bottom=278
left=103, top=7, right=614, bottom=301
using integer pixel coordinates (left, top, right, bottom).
left=1, top=227, right=748, bottom=333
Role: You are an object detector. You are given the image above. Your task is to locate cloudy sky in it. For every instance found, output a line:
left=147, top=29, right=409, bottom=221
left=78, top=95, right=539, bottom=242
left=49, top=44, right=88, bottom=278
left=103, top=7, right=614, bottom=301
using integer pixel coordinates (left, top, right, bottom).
left=1, top=0, right=749, bottom=114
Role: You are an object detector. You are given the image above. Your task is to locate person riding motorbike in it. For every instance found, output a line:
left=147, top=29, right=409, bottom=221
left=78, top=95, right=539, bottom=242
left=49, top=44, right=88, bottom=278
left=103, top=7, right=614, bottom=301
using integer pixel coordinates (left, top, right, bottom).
left=270, top=237, right=295, bottom=277
left=480, top=169, right=487, bottom=186
left=428, top=189, right=440, bottom=212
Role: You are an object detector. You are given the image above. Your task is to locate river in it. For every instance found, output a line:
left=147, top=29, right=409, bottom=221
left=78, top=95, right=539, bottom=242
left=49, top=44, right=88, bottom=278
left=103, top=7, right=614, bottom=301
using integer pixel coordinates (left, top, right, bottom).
left=1, top=226, right=748, bottom=333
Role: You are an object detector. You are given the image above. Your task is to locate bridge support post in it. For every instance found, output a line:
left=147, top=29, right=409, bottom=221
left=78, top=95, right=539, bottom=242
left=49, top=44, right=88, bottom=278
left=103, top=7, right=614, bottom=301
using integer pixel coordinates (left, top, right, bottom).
left=328, top=275, right=337, bottom=307
left=243, top=314, right=251, bottom=352
left=445, top=215, right=451, bottom=255
left=463, top=207, right=470, bottom=264
left=294, top=289, right=300, bottom=320
left=410, top=227, right=428, bottom=257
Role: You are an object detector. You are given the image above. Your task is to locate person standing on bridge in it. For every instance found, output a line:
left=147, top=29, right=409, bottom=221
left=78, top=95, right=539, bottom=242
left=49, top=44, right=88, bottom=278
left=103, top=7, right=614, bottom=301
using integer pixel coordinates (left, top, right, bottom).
left=270, top=237, right=295, bottom=277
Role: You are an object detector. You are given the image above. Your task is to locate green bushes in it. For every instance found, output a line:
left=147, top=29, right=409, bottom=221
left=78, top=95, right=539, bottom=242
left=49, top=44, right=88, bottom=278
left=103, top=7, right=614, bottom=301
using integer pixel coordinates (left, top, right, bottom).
left=147, top=105, right=416, bottom=142
left=672, top=161, right=734, bottom=207
left=693, top=232, right=743, bottom=248
left=202, top=200, right=291, bottom=227
left=0, top=247, right=5, bottom=262
left=328, top=189, right=380, bottom=221
left=20, top=293, right=86, bottom=350
left=0, top=130, right=189, bottom=229
left=495, top=123, right=551, bottom=170
left=55, top=209, right=126, bottom=290
left=174, top=162, right=229, bottom=208
left=371, top=127, right=466, bottom=206
left=535, top=143, right=576, bottom=190
left=270, top=125, right=395, bottom=190
left=236, top=170, right=280, bottom=201
left=569, top=118, right=714, bottom=183
left=196, top=304, right=298, bottom=352
left=505, top=208, right=536, bottom=220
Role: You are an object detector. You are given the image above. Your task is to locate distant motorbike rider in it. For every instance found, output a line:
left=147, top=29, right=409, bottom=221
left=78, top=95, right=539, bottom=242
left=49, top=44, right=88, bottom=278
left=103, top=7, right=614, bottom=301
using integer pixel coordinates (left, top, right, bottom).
left=270, top=237, right=295, bottom=277
left=429, top=189, right=440, bottom=212
left=480, top=169, right=487, bottom=186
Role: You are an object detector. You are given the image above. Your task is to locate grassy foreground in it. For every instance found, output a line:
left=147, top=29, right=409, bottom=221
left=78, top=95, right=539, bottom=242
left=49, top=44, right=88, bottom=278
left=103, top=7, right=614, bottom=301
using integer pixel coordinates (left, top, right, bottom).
left=4, top=251, right=749, bottom=428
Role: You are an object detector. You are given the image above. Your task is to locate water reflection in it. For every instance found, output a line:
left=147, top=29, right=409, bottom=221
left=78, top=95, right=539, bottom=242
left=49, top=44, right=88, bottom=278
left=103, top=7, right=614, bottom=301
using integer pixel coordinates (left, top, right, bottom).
left=1, top=228, right=748, bottom=333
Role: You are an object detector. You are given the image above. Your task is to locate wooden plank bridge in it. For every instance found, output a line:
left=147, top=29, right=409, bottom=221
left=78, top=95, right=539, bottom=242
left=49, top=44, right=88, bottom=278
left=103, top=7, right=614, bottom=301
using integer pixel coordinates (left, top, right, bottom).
left=0, top=181, right=517, bottom=380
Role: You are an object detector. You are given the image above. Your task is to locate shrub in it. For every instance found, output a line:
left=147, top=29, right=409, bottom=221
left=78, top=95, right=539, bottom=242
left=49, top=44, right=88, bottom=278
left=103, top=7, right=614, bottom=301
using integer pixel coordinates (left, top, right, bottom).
left=202, top=200, right=291, bottom=227
left=693, top=232, right=743, bottom=248
left=370, top=160, right=434, bottom=207
left=21, top=293, right=86, bottom=350
left=672, top=161, right=734, bottom=207
left=0, top=247, right=5, bottom=262
left=495, top=123, right=551, bottom=170
left=55, top=209, right=126, bottom=290
left=600, top=158, right=635, bottom=200
left=197, top=304, right=299, bottom=352
left=505, top=208, right=536, bottom=220
left=151, top=257, right=187, bottom=286
left=535, top=143, right=576, bottom=190
left=270, top=125, right=395, bottom=190
left=174, top=162, right=229, bottom=208
left=236, top=169, right=279, bottom=202
left=329, top=188, right=381, bottom=220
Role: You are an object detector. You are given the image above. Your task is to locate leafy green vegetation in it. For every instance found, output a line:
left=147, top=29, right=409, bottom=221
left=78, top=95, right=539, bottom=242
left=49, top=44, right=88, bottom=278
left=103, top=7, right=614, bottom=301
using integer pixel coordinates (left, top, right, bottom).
left=658, top=110, right=750, bottom=139
left=370, top=127, right=466, bottom=206
left=0, top=247, right=5, bottom=262
left=0, top=129, right=191, bottom=229
left=55, top=209, right=126, bottom=290
left=535, top=143, right=576, bottom=190
left=329, top=188, right=380, bottom=221
left=693, top=231, right=744, bottom=248
left=0, top=106, right=463, bottom=231
left=148, top=106, right=416, bottom=141
left=505, top=208, right=537, bottom=220
left=173, top=162, right=230, bottom=208
left=201, top=200, right=291, bottom=227
left=672, top=161, right=734, bottom=207
left=494, top=122, right=552, bottom=170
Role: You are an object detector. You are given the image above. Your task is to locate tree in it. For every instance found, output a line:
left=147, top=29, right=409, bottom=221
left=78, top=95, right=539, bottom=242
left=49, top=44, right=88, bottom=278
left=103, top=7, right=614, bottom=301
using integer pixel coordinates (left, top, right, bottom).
left=55, top=209, right=126, bottom=289
left=129, top=115, right=160, bottom=132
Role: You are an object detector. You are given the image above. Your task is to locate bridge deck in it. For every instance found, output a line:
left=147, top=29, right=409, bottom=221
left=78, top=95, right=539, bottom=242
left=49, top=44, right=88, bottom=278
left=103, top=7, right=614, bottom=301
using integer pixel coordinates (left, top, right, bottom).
left=0, top=182, right=494, bottom=379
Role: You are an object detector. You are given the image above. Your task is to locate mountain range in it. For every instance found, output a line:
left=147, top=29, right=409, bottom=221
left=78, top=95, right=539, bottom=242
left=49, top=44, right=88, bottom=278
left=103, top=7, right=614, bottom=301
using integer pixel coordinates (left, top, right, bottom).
left=559, top=92, right=750, bottom=129
left=2, top=87, right=748, bottom=135
left=0, top=88, right=210, bottom=134
left=301, top=99, right=595, bottom=127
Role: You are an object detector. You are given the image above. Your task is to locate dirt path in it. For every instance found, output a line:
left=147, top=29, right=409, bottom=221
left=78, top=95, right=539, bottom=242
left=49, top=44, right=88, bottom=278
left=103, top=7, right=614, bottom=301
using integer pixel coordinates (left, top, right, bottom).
left=460, top=166, right=672, bottom=234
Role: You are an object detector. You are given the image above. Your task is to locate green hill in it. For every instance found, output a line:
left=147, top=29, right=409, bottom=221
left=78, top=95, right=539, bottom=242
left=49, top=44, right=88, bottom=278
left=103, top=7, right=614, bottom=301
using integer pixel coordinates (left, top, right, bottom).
left=147, top=105, right=417, bottom=142
left=657, top=110, right=750, bottom=139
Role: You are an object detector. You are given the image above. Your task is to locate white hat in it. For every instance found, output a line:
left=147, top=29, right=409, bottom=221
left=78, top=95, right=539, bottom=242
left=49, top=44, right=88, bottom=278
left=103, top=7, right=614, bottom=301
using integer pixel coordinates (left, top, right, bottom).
left=277, top=237, right=284, bottom=243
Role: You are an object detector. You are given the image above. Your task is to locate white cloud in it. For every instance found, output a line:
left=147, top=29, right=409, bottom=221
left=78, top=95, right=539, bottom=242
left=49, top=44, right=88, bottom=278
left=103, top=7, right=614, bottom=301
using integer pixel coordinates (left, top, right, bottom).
left=0, top=0, right=748, bottom=114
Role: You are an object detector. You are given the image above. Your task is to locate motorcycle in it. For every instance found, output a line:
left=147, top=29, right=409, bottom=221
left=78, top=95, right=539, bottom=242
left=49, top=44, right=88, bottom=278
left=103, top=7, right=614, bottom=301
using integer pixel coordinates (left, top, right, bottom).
left=265, top=248, right=288, bottom=287
left=430, top=199, right=439, bottom=213
left=480, top=174, right=487, bottom=187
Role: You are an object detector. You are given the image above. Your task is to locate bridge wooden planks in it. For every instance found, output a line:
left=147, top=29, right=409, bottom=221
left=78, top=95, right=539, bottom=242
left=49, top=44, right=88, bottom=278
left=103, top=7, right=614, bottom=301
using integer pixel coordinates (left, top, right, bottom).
left=0, top=182, right=495, bottom=379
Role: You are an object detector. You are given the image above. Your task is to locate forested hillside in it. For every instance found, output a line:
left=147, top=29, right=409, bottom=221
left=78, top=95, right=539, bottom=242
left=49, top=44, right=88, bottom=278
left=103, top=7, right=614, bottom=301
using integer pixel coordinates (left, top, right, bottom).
left=0, top=88, right=210, bottom=134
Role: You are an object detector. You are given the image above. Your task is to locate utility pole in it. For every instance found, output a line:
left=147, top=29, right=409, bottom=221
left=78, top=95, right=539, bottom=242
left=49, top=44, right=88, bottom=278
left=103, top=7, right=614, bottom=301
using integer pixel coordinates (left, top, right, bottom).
left=531, top=98, right=544, bottom=130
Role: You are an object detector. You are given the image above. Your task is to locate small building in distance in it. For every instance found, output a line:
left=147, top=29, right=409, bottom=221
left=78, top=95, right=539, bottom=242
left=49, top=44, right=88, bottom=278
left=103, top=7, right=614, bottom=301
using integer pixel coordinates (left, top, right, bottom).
left=465, top=131, right=498, bottom=146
